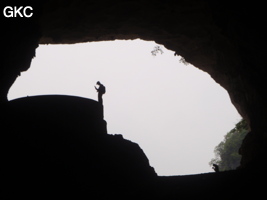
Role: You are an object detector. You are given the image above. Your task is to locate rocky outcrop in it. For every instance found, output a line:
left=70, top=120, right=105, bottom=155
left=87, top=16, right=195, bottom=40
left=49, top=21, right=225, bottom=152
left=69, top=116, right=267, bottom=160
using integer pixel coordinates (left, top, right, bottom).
left=1, top=95, right=264, bottom=199
left=1, top=95, right=156, bottom=199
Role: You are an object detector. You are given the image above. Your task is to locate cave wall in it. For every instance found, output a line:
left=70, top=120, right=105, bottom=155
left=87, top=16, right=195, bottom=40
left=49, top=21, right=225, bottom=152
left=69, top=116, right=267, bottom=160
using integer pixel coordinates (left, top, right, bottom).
left=0, top=0, right=41, bottom=102
left=1, top=0, right=267, bottom=169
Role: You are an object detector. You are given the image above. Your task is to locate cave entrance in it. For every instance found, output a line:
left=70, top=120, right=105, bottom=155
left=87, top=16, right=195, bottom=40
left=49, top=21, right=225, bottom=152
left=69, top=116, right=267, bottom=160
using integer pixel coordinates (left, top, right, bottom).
left=8, top=39, right=241, bottom=175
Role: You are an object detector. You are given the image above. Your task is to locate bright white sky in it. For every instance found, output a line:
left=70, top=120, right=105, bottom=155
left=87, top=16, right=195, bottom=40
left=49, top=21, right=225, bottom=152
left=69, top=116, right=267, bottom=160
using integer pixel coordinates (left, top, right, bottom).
left=8, top=39, right=241, bottom=175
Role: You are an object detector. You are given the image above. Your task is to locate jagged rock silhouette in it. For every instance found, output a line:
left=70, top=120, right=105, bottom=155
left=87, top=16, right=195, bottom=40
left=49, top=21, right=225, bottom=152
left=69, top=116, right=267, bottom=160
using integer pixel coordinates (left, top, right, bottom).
left=1, top=95, right=156, bottom=199
left=0, top=95, right=265, bottom=199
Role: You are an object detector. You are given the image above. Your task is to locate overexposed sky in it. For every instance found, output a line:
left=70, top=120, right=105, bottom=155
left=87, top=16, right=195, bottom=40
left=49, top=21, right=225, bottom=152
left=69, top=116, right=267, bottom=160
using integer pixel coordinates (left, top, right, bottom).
left=8, top=39, right=241, bottom=175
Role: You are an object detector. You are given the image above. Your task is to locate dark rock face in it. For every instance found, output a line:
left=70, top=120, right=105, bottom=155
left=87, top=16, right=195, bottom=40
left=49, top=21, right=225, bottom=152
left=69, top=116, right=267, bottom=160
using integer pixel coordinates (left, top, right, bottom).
left=1, top=0, right=267, bottom=198
left=1, top=95, right=156, bottom=199
left=0, top=95, right=264, bottom=199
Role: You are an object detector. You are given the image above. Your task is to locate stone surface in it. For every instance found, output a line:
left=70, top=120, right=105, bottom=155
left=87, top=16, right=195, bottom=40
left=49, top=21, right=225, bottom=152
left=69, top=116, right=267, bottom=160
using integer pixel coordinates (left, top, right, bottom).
left=1, top=0, right=267, bottom=197
left=1, top=95, right=263, bottom=199
left=1, top=95, right=156, bottom=199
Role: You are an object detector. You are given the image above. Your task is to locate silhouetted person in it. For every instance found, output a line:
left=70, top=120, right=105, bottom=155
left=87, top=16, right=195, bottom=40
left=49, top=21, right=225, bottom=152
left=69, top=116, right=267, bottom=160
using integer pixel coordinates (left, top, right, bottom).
left=95, top=81, right=105, bottom=105
left=212, top=164, right=219, bottom=173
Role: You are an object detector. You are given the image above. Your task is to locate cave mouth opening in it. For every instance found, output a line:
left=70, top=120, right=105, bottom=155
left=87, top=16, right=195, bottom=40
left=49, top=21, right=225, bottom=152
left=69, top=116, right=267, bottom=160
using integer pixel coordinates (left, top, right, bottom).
left=8, top=39, right=241, bottom=175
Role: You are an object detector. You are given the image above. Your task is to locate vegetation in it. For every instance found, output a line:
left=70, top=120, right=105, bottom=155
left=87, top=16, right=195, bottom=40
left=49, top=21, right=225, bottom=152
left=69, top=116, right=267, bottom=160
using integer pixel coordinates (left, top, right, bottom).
left=209, top=119, right=249, bottom=171
left=151, top=45, right=164, bottom=56
left=151, top=45, right=190, bottom=66
left=178, top=56, right=189, bottom=65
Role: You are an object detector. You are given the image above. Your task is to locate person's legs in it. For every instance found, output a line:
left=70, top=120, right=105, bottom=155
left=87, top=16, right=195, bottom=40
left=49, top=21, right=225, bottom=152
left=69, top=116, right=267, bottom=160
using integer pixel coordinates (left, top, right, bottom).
left=98, top=93, right=103, bottom=105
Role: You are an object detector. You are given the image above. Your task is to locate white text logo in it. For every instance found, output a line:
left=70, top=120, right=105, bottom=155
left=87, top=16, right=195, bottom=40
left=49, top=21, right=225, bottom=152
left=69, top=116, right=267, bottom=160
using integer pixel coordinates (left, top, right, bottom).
left=3, top=6, right=33, bottom=18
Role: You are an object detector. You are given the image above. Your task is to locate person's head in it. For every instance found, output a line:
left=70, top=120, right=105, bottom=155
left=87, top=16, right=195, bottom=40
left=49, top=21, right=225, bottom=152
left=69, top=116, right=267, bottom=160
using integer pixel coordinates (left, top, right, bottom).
left=96, top=81, right=101, bottom=85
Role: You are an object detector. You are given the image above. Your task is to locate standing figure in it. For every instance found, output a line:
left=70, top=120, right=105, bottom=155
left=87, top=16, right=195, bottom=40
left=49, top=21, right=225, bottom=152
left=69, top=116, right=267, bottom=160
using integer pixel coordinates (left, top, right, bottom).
left=95, top=81, right=106, bottom=105
left=212, top=164, right=220, bottom=173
